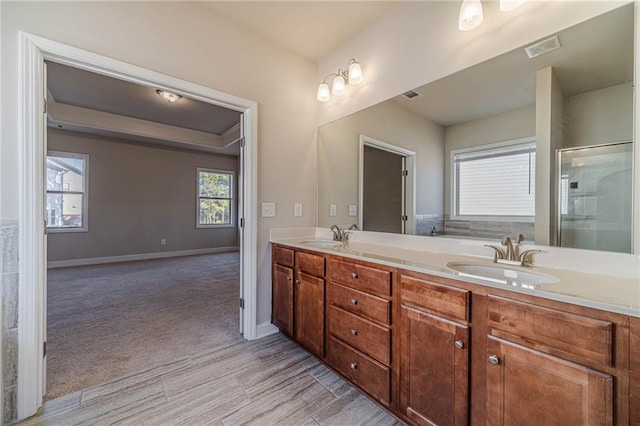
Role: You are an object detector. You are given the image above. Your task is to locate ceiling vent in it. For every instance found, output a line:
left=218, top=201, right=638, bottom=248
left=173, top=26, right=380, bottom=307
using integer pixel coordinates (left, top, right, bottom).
left=525, top=35, right=561, bottom=59
left=401, top=90, right=423, bottom=100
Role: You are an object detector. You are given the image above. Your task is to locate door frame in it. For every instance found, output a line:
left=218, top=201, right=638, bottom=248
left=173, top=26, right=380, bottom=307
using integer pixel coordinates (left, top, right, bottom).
left=17, top=32, right=259, bottom=419
left=358, top=135, right=416, bottom=234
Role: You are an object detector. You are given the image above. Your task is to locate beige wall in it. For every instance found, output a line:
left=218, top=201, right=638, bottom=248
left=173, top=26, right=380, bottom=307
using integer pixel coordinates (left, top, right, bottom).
left=443, top=105, right=536, bottom=215
left=47, top=129, right=238, bottom=262
left=318, top=100, right=444, bottom=228
left=0, top=1, right=318, bottom=326
left=563, top=82, right=633, bottom=148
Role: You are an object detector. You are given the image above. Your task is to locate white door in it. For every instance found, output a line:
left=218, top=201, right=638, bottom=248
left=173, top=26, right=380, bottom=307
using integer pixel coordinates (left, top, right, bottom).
left=237, top=113, right=245, bottom=335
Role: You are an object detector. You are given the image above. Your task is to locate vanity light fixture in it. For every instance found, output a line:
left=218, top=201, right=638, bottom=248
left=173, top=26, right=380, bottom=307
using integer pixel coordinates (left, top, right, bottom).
left=317, top=58, right=364, bottom=102
left=458, top=0, right=526, bottom=31
left=458, top=0, right=484, bottom=31
left=156, top=89, right=182, bottom=103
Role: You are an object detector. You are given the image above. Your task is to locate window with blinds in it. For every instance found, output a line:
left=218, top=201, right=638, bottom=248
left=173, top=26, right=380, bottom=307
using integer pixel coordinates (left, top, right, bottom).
left=452, top=139, right=536, bottom=218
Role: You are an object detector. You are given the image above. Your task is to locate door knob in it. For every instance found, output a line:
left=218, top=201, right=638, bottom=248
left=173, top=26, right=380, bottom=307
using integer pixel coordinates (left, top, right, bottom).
left=454, top=340, right=464, bottom=349
left=488, top=355, right=500, bottom=365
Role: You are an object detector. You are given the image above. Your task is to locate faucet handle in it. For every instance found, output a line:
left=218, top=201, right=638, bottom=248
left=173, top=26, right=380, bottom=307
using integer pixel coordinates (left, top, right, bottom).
left=485, top=245, right=506, bottom=262
left=518, top=249, right=541, bottom=267
left=342, top=231, right=352, bottom=243
left=501, top=236, right=512, bottom=246
left=515, top=233, right=525, bottom=244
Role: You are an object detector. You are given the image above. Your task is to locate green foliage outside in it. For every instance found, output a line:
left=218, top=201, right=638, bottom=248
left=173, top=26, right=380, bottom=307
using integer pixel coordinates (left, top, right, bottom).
left=199, top=171, right=232, bottom=225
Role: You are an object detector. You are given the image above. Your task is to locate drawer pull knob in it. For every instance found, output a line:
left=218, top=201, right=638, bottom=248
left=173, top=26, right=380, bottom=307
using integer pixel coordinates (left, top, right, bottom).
left=294, top=279, right=301, bottom=285
left=351, top=272, right=359, bottom=279
left=488, top=355, right=500, bottom=366
left=350, top=362, right=358, bottom=370
left=286, top=276, right=292, bottom=281
left=350, top=298, right=358, bottom=305
left=454, top=340, right=464, bottom=349
left=350, top=329, right=358, bottom=336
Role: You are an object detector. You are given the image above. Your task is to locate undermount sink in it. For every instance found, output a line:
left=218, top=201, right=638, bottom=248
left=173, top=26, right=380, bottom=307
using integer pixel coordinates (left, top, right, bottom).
left=300, top=240, right=343, bottom=248
left=446, top=261, right=558, bottom=287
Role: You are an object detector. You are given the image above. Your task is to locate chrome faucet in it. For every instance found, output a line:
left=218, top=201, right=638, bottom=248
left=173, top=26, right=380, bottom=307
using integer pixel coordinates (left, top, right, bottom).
left=330, top=225, right=343, bottom=241
left=485, top=234, right=541, bottom=267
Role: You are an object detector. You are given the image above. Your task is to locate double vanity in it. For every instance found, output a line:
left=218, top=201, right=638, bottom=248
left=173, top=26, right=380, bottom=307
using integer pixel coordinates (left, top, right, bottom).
left=270, top=227, right=640, bottom=425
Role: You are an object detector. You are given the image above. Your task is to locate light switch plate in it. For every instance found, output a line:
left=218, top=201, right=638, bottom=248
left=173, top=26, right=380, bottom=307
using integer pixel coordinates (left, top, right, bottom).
left=329, top=204, right=337, bottom=217
left=348, top=205, right=357, bottom=216
left=294, top=203, right=303, bottom=217
left=262, top=202, right=276, bottom=218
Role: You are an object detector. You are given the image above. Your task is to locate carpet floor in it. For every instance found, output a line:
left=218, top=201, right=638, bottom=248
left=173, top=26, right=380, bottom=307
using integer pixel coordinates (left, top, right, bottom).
left=46, top=252, right=240, bottom=400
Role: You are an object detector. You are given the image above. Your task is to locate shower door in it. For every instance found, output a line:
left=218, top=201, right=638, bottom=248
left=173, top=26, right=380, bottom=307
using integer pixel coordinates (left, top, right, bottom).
left=557, top=142, right=633, bottom=253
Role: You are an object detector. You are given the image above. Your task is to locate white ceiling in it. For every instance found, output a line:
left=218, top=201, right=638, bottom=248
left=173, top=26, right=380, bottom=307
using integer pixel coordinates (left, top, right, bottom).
left=392, top=3, right=634, bottom=126
left=201, top=1, right=399, bottom=61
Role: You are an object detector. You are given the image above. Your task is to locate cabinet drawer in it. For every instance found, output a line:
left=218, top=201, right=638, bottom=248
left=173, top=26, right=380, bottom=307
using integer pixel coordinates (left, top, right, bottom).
left=273, top=245, right=294, bottom=268
left=327, top=337, right=391, bottom=406
left=488, top=295, right=613, bottom=367
left=330, top=283, right=391, bottom=326
left=329, top=305, right=391, bottom=365
left=400, top=274, right=469, bottom=323
left=296, top=251, right=325, bottom=277
left=329, top=259, right=391, bottom=297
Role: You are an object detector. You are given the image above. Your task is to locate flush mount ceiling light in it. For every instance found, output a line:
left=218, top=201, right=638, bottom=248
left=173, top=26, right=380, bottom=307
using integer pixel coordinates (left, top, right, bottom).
left=317, top=58, right=364, bottom=102
left=459, top=0, right=525, bottom=31
left=156, top=89, right=182, bottom=103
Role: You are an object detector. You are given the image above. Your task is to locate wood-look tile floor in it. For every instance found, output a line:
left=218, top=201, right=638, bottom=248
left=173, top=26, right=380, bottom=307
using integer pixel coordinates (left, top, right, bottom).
left=18, top=333, right=403, bottom=426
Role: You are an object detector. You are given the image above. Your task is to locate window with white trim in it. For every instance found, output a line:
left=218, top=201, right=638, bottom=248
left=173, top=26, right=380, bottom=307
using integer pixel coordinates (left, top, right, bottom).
left=452, top=139, right=536, bottom=218
left=46, top=151, right=89, bottom=232
left=197, top=168, right=234, bottom=227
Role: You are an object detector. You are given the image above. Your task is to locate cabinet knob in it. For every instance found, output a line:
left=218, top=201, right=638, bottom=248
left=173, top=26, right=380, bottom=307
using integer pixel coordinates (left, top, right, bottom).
left=351, top=272, right=359, bottom=279
left=488, top=355, right=500, bottom=365
left=350, top=362, right=358, bottom=370
left=286, top=276, right=292, bottom=281
left=350, top=298, right=358, bottom=305
left=350, top=329, right=358, bottom=336
left=454, top=340, right=464, bottom=349
left=294, top=279, right=300, bottom=284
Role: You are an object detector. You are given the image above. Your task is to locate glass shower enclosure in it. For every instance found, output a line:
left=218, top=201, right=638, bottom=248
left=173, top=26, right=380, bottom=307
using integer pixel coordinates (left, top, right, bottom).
left=557, top=142, right=633, bottom=253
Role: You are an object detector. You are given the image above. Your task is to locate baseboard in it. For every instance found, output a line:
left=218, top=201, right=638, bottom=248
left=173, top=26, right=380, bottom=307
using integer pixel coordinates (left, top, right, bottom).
left=47, top=246, right=239, bottom=269
left=256, top=321, right=279, bottom=339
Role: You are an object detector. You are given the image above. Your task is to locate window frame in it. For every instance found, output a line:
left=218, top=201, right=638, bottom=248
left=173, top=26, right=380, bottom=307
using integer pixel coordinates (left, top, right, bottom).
left=196, top=167, right=235, bottom=229
left=450, top=137, right=536, bottom=222
left=46, top=150, right=89, bottom=233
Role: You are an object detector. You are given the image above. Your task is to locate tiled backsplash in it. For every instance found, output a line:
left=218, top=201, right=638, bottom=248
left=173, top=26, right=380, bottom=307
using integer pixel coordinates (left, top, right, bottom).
left=444, top=216, right=535, bottom=241
left=1, top=220, right=18, bottom=424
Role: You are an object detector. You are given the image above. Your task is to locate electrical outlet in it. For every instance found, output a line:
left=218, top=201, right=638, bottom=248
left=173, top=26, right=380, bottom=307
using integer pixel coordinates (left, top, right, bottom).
left=161, top=239, right=166, bottom=245
left=262, top=202, right=276, bottom=218
left=294, top=203, right=303, bottom=217
left=329, top=204, right=337, bottom=217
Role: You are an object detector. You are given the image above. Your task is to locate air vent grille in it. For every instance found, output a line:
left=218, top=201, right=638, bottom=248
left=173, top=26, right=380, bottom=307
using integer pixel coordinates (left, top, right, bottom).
left=525, top=35, right=561, bottom=59
left=401, top=90, right=423, bottom=100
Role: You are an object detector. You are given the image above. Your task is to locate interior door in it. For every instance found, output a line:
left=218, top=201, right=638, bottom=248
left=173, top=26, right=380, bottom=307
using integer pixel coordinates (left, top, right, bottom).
left=362, top=145, right=406, bottom=233
left=42, top=60, right=49, bottom=396
left=237, top=112, right=245, bottom=335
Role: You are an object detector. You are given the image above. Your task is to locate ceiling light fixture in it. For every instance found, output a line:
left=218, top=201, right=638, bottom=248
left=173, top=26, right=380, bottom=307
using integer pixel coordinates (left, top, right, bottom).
left=458, top=0, right=526, bottom=31
left=156, top=89, right=182, bottom=103
left=317, top=59, right=364, bottom=102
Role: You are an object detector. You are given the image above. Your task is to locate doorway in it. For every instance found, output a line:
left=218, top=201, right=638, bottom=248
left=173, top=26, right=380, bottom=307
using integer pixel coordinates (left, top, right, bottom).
left=18, top=32, right=259, bottom=418
left=358, top=135, right=416, bottom=234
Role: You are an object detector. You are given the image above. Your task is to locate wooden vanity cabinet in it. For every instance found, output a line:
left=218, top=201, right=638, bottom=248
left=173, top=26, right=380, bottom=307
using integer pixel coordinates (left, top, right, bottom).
left=271, top=245, right=325, bottom=356
left=629, top=316, right=640, bottom=424
left=398, top=273, right=470, bottom=426
left=326, top=257, right=394, bottom=408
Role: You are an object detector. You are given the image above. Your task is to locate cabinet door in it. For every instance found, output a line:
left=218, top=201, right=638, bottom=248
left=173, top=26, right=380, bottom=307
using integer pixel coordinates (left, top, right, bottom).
left=272, top=264, right=294, bottom=336
left=295, top=271, right=324, bottom=357
left=486, top=336, right=613, bottom=426
left=399, top=305, right=469, bottom=426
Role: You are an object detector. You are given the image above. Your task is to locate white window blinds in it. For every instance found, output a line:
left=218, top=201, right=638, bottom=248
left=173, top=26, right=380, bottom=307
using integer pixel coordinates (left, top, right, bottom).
left=453, top=140, right=536, bottom=217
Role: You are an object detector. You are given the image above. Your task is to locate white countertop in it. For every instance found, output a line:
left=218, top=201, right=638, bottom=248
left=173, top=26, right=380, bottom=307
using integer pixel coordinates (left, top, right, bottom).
left=270, top=227, right=640, bottom=317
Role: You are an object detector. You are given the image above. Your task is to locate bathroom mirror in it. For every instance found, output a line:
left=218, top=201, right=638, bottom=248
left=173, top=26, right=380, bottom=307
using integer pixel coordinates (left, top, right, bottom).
left=318, top=3, right=634, bottom=253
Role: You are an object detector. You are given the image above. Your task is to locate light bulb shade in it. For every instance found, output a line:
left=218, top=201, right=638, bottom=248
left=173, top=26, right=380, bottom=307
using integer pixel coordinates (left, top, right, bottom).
left=458, top=0, right=483, bottom=31
left=500, top=0, right=525, bottom=11
left=332, top=75, right=346, bottom=96
left=348, top=62, right=364, bottom=85
left=317, top=83, right=331, bottom=102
